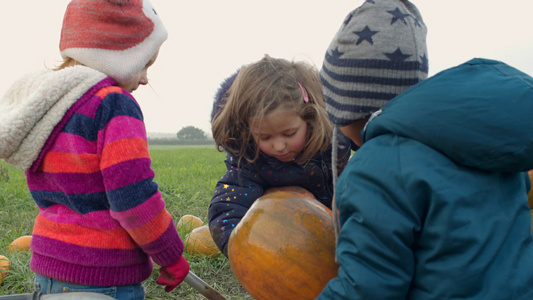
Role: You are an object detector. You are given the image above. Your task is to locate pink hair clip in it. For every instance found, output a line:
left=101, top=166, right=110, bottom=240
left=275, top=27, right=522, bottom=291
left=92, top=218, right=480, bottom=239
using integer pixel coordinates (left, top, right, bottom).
left=297, top=81, right=309, bottom=103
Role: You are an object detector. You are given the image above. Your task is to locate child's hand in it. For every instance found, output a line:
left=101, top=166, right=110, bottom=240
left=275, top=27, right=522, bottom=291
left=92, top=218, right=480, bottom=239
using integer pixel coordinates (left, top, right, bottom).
left=156, top=256, right=190, bottom=292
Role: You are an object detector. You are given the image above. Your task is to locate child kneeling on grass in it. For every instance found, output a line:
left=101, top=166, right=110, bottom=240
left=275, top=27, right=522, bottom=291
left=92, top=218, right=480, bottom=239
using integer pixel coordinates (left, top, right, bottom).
left=208, top=55, right=352, bottom=257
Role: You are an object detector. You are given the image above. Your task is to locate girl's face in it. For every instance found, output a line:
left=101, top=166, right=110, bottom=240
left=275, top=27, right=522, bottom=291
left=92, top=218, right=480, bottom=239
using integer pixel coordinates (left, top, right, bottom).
left=120, top=50, right=159, bottom=93
left=250, top=107, right=308, bottom=162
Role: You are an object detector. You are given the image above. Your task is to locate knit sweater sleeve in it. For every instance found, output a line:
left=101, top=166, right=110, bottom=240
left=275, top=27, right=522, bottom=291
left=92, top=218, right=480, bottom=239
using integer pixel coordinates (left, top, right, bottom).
left=97, top=87, right=184, bottom=267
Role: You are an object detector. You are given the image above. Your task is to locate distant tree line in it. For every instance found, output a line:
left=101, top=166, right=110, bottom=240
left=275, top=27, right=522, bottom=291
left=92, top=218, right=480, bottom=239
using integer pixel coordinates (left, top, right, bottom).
left=147, top=126, right=215, bottom=146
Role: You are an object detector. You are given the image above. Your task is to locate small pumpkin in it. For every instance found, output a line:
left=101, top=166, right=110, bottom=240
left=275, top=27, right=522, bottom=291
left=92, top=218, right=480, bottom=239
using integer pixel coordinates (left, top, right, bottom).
left=184, top=225, right=222, bottom=257
left=0, top=255, right=10, bottom=279
left=228, top=186, right=338, bottom=300
left=8, top=235, right=32, bottom=252
left=177, top=214, right=204, bottom=235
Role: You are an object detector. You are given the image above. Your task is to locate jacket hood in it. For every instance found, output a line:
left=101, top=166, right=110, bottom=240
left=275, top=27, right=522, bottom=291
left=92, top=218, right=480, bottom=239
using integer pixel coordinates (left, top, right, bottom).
left=364, top=58, right=533, bottom=173
left=211, top=69, right=239, bottom=123
left=0, top=66, right=107, bottom=171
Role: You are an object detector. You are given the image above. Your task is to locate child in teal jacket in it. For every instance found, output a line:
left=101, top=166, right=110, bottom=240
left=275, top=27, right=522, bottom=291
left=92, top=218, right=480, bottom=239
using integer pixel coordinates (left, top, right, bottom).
left=317, top=0, right=533, bottom=298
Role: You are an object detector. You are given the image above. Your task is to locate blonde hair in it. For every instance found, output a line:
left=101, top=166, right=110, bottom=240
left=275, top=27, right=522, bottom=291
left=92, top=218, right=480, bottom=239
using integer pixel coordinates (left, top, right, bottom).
left=212, top=54, right=332, bottom=165
left=53, top=57, right=83, bottom=71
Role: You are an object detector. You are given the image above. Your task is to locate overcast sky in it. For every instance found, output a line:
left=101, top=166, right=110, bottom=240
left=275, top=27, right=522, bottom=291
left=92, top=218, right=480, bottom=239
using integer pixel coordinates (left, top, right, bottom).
left=2, top=1, right=533, bottom=135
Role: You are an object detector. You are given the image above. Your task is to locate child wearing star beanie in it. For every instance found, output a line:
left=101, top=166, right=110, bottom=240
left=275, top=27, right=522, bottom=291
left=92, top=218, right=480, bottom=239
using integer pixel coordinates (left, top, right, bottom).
left=317, top=1, right=533, bottom=299
left=0, top=1, right=188, bottom=299
left=321, top=0, right=428, bottom=147
left=320, top=0, right=428, bottom=267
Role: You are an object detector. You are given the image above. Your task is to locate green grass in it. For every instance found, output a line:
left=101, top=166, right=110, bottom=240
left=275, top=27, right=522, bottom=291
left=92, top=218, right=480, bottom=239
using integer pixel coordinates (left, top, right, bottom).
left=0, top=146, right=254, bottom=299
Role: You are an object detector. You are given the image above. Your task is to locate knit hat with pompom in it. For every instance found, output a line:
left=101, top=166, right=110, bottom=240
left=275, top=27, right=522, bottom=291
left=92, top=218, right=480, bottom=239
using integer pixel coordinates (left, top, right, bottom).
left=59, top=0, right=167, bottom=85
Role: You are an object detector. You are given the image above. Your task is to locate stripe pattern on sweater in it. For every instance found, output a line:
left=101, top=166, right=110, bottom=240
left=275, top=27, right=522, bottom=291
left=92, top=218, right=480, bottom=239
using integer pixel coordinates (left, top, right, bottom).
left=25, top=82, right=183, bottom=286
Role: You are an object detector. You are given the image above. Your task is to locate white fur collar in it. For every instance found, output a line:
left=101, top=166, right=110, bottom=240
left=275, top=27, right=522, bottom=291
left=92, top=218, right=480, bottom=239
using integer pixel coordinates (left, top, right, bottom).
left=0, top=66, right=107, bottom=171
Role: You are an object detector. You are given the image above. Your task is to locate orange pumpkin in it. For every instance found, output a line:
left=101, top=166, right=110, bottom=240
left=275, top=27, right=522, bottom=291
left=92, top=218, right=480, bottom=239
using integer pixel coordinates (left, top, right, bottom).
left=8, top=235, right=32, bottom=252
left=177, top=214, right=204, bottom=236
left=184, top=225, right=222, bottom=257
left=0, top=255, right=10, bottom=279
left=228, top=186, right=338, bottom=300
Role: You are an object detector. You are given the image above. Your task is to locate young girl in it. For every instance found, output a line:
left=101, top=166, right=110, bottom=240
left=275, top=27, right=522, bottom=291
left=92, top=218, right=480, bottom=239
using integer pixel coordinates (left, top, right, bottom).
left=208, top=55, right=351, bottom=256
left=0, top=1, right=188, bottom=299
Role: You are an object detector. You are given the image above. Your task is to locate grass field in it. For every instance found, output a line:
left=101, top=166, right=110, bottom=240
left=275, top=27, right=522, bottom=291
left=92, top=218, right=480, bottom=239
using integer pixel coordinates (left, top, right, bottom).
left=0, top=145, right=254, bottom=299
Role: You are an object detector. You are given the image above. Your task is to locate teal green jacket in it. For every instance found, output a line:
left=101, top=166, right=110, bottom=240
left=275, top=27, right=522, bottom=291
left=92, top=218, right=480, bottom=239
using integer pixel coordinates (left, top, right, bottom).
left=318, top=58, right=533, bottom=299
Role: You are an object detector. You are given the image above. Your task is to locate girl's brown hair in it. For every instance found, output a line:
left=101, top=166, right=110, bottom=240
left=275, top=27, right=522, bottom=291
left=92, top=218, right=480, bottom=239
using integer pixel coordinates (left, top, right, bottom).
left=212, top=54, right=332, bottom=165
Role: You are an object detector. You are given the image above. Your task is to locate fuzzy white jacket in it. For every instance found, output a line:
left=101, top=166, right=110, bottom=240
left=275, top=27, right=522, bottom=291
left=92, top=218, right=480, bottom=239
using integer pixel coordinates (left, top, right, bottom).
left=0, top=66, right=107, bottom=171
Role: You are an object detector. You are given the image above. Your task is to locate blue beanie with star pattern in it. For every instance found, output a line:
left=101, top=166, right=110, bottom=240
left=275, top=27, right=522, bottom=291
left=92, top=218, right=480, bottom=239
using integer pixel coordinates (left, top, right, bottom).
left=320, top=0, right=428, bottom=126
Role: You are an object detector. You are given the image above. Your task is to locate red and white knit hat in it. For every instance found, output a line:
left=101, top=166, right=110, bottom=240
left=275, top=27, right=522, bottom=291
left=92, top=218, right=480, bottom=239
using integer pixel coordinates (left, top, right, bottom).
left=59, top=0, right=168, bottom=85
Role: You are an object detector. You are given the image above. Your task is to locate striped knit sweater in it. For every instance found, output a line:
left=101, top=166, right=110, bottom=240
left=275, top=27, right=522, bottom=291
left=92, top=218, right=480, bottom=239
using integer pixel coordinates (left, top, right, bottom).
left=0, top=66, right=184, bottom=286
